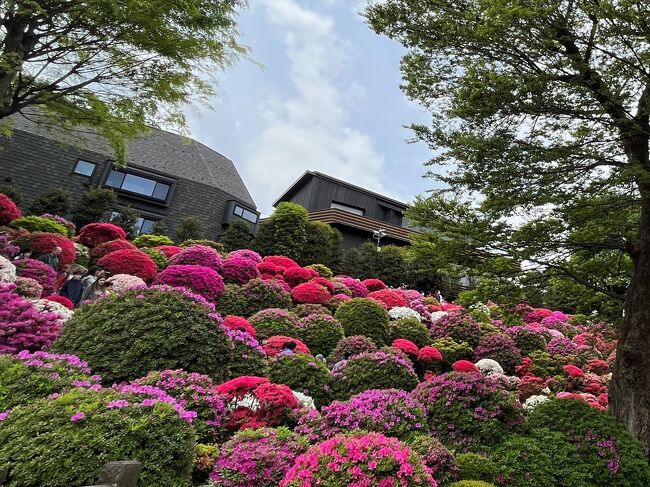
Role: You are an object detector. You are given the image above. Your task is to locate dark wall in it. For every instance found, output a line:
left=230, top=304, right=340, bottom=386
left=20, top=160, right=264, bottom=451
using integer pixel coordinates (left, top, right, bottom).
left=0, top=129, right=251, bottom=240
left=331, top=224, right=409, bottom=250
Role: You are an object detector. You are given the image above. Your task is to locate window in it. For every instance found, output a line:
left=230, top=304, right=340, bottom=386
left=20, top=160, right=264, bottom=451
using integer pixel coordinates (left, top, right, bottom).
left=73, top=159, right=96, bottom=177
left=331, top=201, right=365, bottom=216
left=105, top=169, right=171, bottom=202
left=109, top=210, right=158, bottom=235
left=233, top=204, right=258, bottom=224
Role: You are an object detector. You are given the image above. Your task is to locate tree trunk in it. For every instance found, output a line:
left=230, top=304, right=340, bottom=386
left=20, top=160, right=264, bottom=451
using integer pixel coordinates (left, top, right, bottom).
left=610, top=196, right=650, bottom=457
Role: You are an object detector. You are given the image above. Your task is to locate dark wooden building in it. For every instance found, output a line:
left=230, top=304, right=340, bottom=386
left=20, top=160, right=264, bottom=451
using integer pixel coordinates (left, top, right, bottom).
left=274, top=171, right=418, bottom=249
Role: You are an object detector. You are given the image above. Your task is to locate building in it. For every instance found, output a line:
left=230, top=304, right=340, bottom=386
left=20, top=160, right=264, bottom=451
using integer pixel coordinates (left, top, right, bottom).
left=274, top=170, right=418, bottom=249
left=0, top=113, right=259, bottom=239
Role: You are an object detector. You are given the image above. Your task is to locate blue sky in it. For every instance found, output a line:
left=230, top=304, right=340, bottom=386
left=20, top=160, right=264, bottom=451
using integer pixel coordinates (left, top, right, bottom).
left=184, top=0, right=435, bottom=215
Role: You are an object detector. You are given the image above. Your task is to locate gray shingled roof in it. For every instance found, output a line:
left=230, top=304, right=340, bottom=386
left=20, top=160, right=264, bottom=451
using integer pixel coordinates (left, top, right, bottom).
left=9, top=111, right=256, bottom=207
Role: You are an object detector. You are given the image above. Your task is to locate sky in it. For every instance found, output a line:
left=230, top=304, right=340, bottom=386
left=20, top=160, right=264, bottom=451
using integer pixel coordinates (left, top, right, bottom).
left=184, top=0, right=436, bottom=216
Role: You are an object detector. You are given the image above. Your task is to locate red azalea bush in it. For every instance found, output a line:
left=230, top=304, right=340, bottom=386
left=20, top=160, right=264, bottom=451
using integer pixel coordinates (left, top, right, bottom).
left=283, top=267, right=313, bottom=287
left=0, top=282, right=63, bottom=353
left=362, top=278, right=387, bottom=292
left=77, top=223, right=126, bottom=247
left=44, top=294, right=74, bottom=310
left=98, top=248, right=158, bottom=282
left=311, top=277, right=335, bottom=293
left=223, top=315, right=257, bottom=337
left=392, top=338, right=419, bottom=358
left=0, top=194, right=21, bottom=225
left=153, top=265, right=225, bottom=303
left=169, top=245, right=223, bottom=272
left=222, top=256, right=260, bottom=284
left=154, top=245, right=184, bottom=258
left=257, top=261, right=279, bottom=275
left=263, top=255, right=299, bottom=270
left=291, top=282, right=331, bottom=304
left=90, top=238, right=137, bottom=259
left=17, top=232, right=76, bottom=266
left=368, top=289, right=409, bottom=309
left=418, top=346, right=443, bottom=363
left=263, top=336, right=311, bottom=357
left=452, top=360, right=479, bottom=373
left=14, top=258, right=57, bottom=295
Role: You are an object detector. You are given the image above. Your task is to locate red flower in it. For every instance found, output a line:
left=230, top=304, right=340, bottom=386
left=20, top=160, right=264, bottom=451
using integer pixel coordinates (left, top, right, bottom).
left=368, top=289, right=408, bottom=309
left=43, top=295, right=74, bottom=310
left=362, top=278, right=386, bottom=292
left=97, top=248, right=158, bottom=282
left=441, top=303, right=462, bottom=311
left=418, top=346, right=443, bottom=363
left=257, top=261, right=279, bottom=275
left=77, top=223, right=126, bottom=247
left=217, top=376, right=270, bottom=400
left=392, top=338, right=419, bottom=357
left=23, top=232, right=76, bottom=266
left=452, top=360, right=480, bottom=373
left=586, top=358, right=609, bottom=375
left=427, top=305, right=442, bottom=312
left=90, top=239, right=137, bottom=259
left=563, top=364, right=585, bottom=378
left=284, top=267, right=313, bottom=287
left=224, top=315, right=257, bottom=337
left=154, top=245, right=184, bottom=258
left=517, top=375, right=546, bottom=401
left=263, top=336, right=310, bottom=356
left=291, top=282, right=331, bottom=304
left=0, top=194, right=21, bottom=225
left=515, top=357, right=533, bottom=377
left=311, top=277, right=335, bottom=293
left=264, top=255, right=299, bottom=269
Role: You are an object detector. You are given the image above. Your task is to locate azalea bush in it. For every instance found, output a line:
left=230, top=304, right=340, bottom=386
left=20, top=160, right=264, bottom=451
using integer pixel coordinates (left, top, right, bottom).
left=299, top=313, right=344, bottom=357
left=391, top=317, right=432, bottom=348
left=327, top=335, right=378, bottom=364
left=268, top=353, right=331, bottom=407
left=141, top=247, right=169, bottom=271
left=431, top=338, right=474, bottom=369
left=408, top=434, right=459, bottom=487
left=226, top=328, right=269, bottom=379
left=169, top=244, right=223, bottom=272
left=132, top=234, right=174, bottom=248
left=90, top=238, right=137, bottom=259
left=218, top=278, right=292, bottom=317
left=154, top=264, right=224, bottom=303
left=368, top=289, right=409, bottom=309
left=10, top=215, right=68, bottom=235
left=15, top=232, right=76, bottom=266
left=334, top=297, right=390, bottom=346
left=431, top=312, right=483, bottom=348
left=13, top=258, right=57, bottom=295
left=291, top=281, right=331, bottom=304
left=52, top=287, right=233, bottom=383
left=77, top=222, right=127, bottom=247
left=14, top=276, right=43, bottom=298
left=249, top=308, right=302, bottom=341
left=263, top=335, right=310, bottom=356
left=0, top=194, right=21, bottom=225
left=97, top=248, right=158, bottom=282
left=473, top=333, right=522, bottom=375
left=222, top=255, right=260, bottom=284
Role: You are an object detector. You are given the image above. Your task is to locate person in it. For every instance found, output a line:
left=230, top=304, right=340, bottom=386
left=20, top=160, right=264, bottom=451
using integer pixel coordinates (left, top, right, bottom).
left=315, top=354, right=327, bottom=364
left=81, top=266, right=102, bottom=289
left=37, top=246, right=62, bottom=271
left=435, top=290, right=444, bottom=304
left=279, top=341, right=298, bottom=356
left=81, top=274, right=113, bottom=303
left=59, top=265, right=87, bottom=307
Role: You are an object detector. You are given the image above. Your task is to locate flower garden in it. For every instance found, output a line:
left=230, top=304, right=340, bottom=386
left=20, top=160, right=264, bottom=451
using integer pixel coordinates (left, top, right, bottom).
left=1, top=198, right=649, bottom=487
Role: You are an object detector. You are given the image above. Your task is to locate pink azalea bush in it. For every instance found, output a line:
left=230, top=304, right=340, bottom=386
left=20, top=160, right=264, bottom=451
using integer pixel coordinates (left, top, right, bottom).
left=154, top=264, right=224, bottom=303
left=222, top=255, right=260, bottom=284
left=13, top=258, right=57, bottom=295
left=169, top=245, right=223, bottom=272
left=104, top=273, right=146, bottom=293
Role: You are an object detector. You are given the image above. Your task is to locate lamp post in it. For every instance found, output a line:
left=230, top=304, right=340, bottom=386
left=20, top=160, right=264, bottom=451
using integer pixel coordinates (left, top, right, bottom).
left=373, top=228, right=386, bottom=250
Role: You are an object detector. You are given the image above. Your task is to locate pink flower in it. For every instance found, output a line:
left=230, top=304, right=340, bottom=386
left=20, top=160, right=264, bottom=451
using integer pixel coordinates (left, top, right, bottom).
left=70, top=412, right=86, bottom=422
left=0, top=410, right=11, bottom=421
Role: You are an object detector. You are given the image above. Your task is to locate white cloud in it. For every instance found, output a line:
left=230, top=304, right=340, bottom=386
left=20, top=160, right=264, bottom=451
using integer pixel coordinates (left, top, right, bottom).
left=240, top=0, right=389, bottom=213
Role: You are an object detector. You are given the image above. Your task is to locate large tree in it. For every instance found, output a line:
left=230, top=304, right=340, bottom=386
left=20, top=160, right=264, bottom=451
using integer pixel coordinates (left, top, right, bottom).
left=367, top=0, right=650, bottom=453
left=0, top=0, right=245, bottom=159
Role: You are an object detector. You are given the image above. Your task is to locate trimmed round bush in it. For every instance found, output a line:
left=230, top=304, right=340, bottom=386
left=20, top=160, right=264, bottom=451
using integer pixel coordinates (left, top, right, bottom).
left=291, top=281, right=331, bottom=304
left=283, top=267, right=312, bottom=287
left=132, top=234, right=174, bottom=248
left=269, top=353, right=330, bottom=406
left=263, top=336, right=310, bottom=356
left=14, top=258, right=57, bottom=295
left=411, top=372, right=523, bottom=451
left=473, top=333, right=522, bottom=375
left=330, top=350, right=419, bottom=401
left=431, top=312, right=483, bottom=348
left=16, top=232, right=76, bottom=266
left=90, top=238, right=137, bottom=259
left=431, top=338, right=474, bottom=369
left=327, top=335, right=377, bottom=364
left=391, top=317, right=432, bottom=347
left=524, top=399, right=650, bottom=486
left=169, top=245, right=223, bottom=272
left=296, top=389, right=428, bottom=442
left=210, top=427, right=309, bottom=487
left=0, top=351, right=100, bottom=410
left=0, top=194, right=21, bottom=225
left=154, top=264, right=224, bottom=303
left=368, top=289, right=408, bottom=308
left=263, top=255, right=299, bottom=269
left=306, top=263, right=333, bottom=278
left=228, top=249, right=262, bottom=264
left=507, top=326, right=548, bottom=356
left=0, top=387, right=195, bottom=487
left=299, top=314, right=344, bottom=357
left=336, top=276, right=369, bottom=297
left=294, top=303, right=332, bottom=318
left=223, top=328, right=269, bottom=379
left=218, top=278, right=293, bottom=317
left=155, top=244, right=183, bottom=258
left=141, top=247, right=169, bottom=270
left=10, top=216, right=68, bottom=235
left=104, top=273, right=146, bottom=293
left=52, top=288, right=233, bottom=383
left=222, top=255, right=260, bottom=284
left=249, top=308, right=301, bottom=341
left=77, top=222, right=126, bottom=247
left=408, top=434, right=458, bottom=486
left=280, top=432, right=435, bottom=487
left=97, top=248, right=158, bottom=282
left=335, top=297, right=390, bottom=346
left=180, top=239, right=224, bottom=252
left=362, top=278, right=386, bottom=291
left=456, top=453, right=497, bottom=483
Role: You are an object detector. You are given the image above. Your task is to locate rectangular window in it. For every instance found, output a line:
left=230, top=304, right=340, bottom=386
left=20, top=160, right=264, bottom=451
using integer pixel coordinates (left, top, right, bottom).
left=105, top=169, right=171, bottom=202
left=135, top=217, right=156, bottom=235
left=73, top=159, right=96, bottom=177
left=331, top=201, right=365, bottom=216
left=233, top=204, right=258, bottom=224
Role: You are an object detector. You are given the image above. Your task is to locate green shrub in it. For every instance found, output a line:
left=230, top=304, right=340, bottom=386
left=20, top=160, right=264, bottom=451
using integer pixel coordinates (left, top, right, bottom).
left=0, top=388, right=195, bottom=487
left=218, top=279, right=292, bottom=318
left=527, top=350, right=564, bottom=376
left=175, top=216, right=205, bottom=242
left=150, top=220, right=168, bottom=236
left=73, top=188, right=117, bottom=227
left=525, top=399, right=650, bottom=486
left=300, top=314, right=345, bottom=357
left=0, top=185, right=21, bottom=205
left=450, top=482, right=495, bottom=487
left=334, top=297, right=390, bottom=346
left=306, top=263, right=333, bottom=278
left=327, top=335, right=378, bottom=364
left=141, top=247, right=169, bottom=270
left=222, top=219, right=253, bottom=252
left=249, top=308, right=301, bottom=341
left=294, top=303, right=332, bottom=318
left=10, top=216, right=68, bottom=235
left=52, top=288, right=233, bottom=383
left=456, top=453, right=497, bottom=483
left=431, top=337, right=473, bottom=368
left=109, top=206, right=138, bottom=236
left=217, top=284, right=250, bottom=316
left=390, top=317, right=432, bottom=347
left=28, top=187, right=69, bottom=216
left=268, top=353, right=331, bottom=407
left=181, top=238, right=225, bottom=252
left=227, top=335, right=269, bottom=379
left=132, top=234, right=175, bottom=248
left=407, top=434, right=458, bottom=486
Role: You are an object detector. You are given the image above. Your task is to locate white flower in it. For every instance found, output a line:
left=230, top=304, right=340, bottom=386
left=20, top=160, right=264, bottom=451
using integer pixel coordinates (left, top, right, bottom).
left=30, top=298, right=74, bottom=323
left=475, top=358, right=504, bottom=375
left=388, top=307, right=422, bottom=322
left=523, top=394, right=549, bottom=412
left=292, top=390, right=316, bottom=409
left=0, top=255, right=16, bottom=283
left=106, top=274, right=146, bottom=293
left=227, top=393, right=260, bottom=412
left=429, top=311, right=448, bottom=323
left=541, top=387, right=551, bottom=395
left=469, top=303, right=491, bottom=317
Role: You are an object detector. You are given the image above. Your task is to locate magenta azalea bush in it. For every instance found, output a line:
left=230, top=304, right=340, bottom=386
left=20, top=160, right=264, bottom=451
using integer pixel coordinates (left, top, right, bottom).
left=210, top=427, right=309, bottom=487
left=13, top=258, right=57, bottom=296
left=223, top=255, right=260, bottom=284
left=153, top=264, right=225, bottom=303
left=280, top=432, right=436, bottom=487
left=169, top=245, right=223, bottom=272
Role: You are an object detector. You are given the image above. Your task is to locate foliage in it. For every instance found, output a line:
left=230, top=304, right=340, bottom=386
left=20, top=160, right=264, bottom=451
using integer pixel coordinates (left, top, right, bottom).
left=150, top=220, right=168, bottom=236
left=254, top=202, right=308, bottom=261
left=299, top=314, right=345, bottom=357
left=430, top=338, right=473, bottom=369
left=455, top=453, right=497, bottom=483
left=0, top=194, right=21, bottom=225
left=175, top=216, right=205, bottom=243
left=473, top=333, right=522, bottom=375
left=90, top=239, right=137, bottom=260
left=300, top=220, right=343, bottom=269
left=210, top=427, right=309, bottom=487
left=391, top=317, right=432, bottom=348
left=280, top=432, right=435, bottom=487
left=327, top=335, right=378, bottom=364
left=223, top=219, right=253, bottom=252
left=249, top=308, right=301, bottom=341
left=268, top=353, right=331, bottom=407
left=52, top=288, right=233, bottom=383
left=141, top=247, right=169, bottom=271
left=431, top=312, right=482, bottom=348
left=335, top=297, right=391, bottom=346
left=97, top=248, right=158, bottom=282
left=14, top=258, right=57, bottom=295
left=331, top=350, right=419, bottom=401
left=10, top=216, right=68, bottom=235
left=154, top=264, right=224, bottom=303
left=181, top=239, right=224, bottom=252
left=0, top=388, right=195, bottom=487
left=408, top=434, right=458, bottom=487
left=0, top=185, right=20, bottom=205
left=78, top=222, right=126, bottom=247
left=225, top=329, right=269, bottom=379
left=450, top=482, right=495, bottom=487
left=169, top=244, right=223, bottom=272
left=73, top=188, right=117, bottom=228
left=306, top=263, right=333, bottom=278
left=27, top=188, right=69, bottom=217
left=110, top=206, right=139, bottom=237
